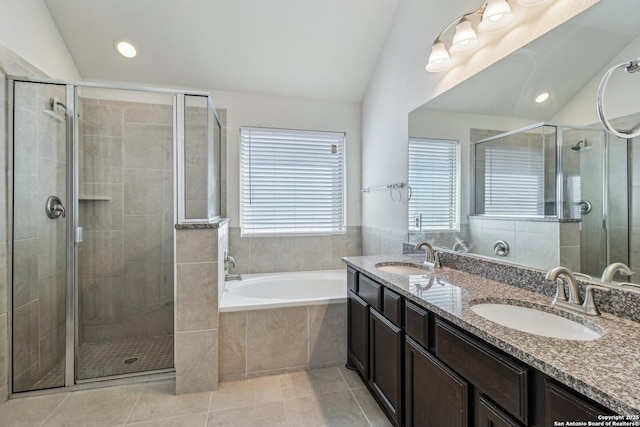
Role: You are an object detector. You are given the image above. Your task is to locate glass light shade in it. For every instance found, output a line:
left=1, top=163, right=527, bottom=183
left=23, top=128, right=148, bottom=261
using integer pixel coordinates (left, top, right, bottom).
left=425, top=41, right=452, bottom=73
left=450, top=19, right=480, bottom=56
left=115, top=40, right=137, bottom=58
left=517, top=0, right=548, bottom=5
left=478, top=0, right=514, bottom=34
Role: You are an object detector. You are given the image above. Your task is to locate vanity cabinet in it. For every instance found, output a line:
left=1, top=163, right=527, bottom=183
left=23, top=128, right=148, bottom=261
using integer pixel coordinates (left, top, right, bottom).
left=405, top=336, right=468, bottom=427
left=544, top=380, right=610, bottom=424
left=477, top=395, right=521, bottom=427
left=347, top=290, right=369, bottom=379
left=345, top=268, right=615, bottom=427
left=370, top=300, right=403, bottom=426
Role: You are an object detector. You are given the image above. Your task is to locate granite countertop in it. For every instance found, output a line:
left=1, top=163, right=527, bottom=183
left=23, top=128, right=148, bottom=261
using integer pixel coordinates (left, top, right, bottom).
left=343, top=254, right=640, bottom=416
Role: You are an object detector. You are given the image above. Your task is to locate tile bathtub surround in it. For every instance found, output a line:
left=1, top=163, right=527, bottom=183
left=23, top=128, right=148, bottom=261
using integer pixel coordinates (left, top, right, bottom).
left=218, top=302, right=347, bottom=381
left=0, top=368, right=390, bottom=426
left=175, top=223, right=228, bottom=394
left=402, top=244, right=640, bottom=323
left=227, top=225, right=361, bottom=274
left=344, top=254, right=640, bottom=415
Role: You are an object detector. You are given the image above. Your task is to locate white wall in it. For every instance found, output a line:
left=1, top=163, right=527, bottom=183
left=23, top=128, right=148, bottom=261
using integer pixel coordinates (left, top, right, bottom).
left=361, top=0, right=600, bottom=242
left=0, top=0, right=80, bottom=79
left=553, top=35, right=640, bottom=126
left=409, top=109, right=537, bottom=223
left=210, top=89, right=362, bottom=227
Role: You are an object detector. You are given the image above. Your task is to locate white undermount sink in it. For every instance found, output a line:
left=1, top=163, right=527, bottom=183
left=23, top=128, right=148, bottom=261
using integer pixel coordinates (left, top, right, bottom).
left=375, top=263, right=431, bottom=276
left=470, top=303, right=602, bottom=341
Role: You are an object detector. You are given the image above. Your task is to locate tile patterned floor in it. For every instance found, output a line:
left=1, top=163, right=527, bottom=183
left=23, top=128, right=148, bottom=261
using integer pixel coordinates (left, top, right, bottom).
left=32, top=336, right=174, bottom=390
left=2, top=366, right=392, bottom=426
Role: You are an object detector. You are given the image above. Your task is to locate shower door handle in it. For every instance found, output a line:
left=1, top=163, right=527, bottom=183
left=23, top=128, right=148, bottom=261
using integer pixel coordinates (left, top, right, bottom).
left=45, top=195, right=66, bottom=219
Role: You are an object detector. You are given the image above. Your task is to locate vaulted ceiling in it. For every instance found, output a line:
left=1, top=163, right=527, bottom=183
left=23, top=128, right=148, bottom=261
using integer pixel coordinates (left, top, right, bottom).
left=44, top=0, right=402, bottom=102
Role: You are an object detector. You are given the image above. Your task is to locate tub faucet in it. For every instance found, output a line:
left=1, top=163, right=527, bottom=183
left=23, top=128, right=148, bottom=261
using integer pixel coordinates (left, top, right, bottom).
left=545, top=266, right=610, bottom=316
left=224, top=250, right=241, bottom=281
left=415, top=241, right=442, bottom=268
left=600, top=262, right=633, bottom=283
left=224, top=250, right=236, bottom=271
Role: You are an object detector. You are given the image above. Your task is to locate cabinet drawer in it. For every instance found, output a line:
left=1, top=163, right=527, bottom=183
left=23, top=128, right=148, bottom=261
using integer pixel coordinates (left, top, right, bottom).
left=347, top=267, right=358, bottom=292
left=383, top=287, right=402, bottom=327
left=477, top=395, right=522, bottom=427
left=435, top=319, right=529, bottom=424
left=359, top=275, right=382, bottom=312
left=404, top=300, right=429, bottom=349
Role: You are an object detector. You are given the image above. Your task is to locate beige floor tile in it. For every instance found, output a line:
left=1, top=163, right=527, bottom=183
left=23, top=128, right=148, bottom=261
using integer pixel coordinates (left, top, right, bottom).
left=43, top=384, right=144, bottom=427
left=351, top=387, right=393, bottom=427
left=207, top=401, right=287, bottom=426
left=126, top=411, right=208, bottom=426
left=209, top=375, right=283, bottom=411
left=337, top=366, right=367, bottom=389
left=127, top=380, right=211, bottom=423
left=0, top=393, right=68, bottom=427
left=279, top=368, right=348, bottom=400
left=283, top=389, right=369, bottom=426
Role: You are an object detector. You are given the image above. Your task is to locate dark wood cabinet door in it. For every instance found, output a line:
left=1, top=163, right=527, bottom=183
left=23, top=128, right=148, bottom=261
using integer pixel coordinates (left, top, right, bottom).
left=347, top=290, right=369, bottom=379
left=370, top=308, right=403, bottom=426
left=405, top=337, right=468, bottom=427
left=477, top=394, right=521, bottom=427
left=545, top=380, right=613, bottom=425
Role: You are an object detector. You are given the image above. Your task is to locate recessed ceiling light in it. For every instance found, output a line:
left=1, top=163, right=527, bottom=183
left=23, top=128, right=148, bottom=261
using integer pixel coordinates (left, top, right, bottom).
left=115, top=40, right=137, bottom=59
left=535, top=92, right=550, bottom=103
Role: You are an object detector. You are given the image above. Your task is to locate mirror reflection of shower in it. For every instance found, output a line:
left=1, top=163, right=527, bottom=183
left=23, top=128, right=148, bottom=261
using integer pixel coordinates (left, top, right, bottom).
left=570, top=138, right=590, bottom=152
left=42, top=97, right=67, bottom=121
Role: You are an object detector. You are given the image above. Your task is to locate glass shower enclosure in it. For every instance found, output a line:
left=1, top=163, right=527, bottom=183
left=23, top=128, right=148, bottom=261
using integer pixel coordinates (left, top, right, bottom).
left=473, top=123, right=629, bottom=276
left=8, top=77, right=221, bottom=393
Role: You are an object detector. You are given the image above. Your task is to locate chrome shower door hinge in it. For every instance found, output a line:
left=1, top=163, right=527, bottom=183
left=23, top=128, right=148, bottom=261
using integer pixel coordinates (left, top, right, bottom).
left=75, top=227, right=84, bottom=243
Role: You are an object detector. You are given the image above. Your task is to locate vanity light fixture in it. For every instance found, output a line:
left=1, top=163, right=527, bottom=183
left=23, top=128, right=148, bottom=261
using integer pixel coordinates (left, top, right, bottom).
left=426, top=0, right=548, bottom=73
left=535, top=92, right=550, bottom=103
left=477, top=0, right=513, bottom=34
left=426, top=40, right=453, bottom=72
left=450, top=18, right=480, bottom=56
left=115, top=40, right=137, bottom=59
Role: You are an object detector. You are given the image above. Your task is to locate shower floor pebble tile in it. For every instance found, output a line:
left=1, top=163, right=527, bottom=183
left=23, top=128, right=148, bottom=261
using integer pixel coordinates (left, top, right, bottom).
left=0, top=367, right=391, bottom=426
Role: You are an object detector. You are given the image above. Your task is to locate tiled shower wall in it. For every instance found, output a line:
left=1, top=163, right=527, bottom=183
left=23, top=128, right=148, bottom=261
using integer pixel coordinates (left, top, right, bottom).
left=77, top=97, right=174, bottom=345
left=10, top=81, right=67, bottom=392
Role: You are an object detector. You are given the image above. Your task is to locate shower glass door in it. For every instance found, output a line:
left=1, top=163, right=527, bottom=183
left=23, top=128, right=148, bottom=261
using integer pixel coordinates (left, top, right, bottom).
left=75, top=87, right=175, bottom=380
left=561, top=128, right=610, bottom=276
left=11, top=81, right=69, bottom=392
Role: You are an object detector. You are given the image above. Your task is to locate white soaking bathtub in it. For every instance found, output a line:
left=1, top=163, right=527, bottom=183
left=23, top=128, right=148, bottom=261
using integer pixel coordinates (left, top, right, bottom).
left=219, top=269, right=347, bottom=312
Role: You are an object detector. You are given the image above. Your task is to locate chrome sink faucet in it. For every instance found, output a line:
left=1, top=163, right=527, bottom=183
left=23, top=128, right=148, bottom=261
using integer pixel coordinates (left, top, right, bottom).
left=600, top=262, right=633, bottom=283
left=415, top=241, right=442, bottom=268
left=545, top=266, right=610, bottom=316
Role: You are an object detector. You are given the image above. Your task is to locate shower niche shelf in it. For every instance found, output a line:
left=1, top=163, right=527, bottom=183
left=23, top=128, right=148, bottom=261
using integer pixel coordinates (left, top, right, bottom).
left=79, top=195, right=112, bottom=201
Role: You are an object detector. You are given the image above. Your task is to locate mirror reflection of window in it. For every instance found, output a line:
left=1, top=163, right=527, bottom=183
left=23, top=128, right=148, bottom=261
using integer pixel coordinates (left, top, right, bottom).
left=408, top=138, right=460, bottom=232
left=483, top=143, right=544, bottom=216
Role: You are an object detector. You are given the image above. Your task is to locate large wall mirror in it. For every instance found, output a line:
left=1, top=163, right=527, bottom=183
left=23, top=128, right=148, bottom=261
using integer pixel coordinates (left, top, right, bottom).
left=408, top=0, right=640, bottom=284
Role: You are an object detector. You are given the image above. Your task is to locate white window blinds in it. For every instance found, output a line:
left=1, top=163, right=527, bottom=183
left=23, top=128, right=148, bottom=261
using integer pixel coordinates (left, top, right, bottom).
left=240, top=127, right=346, bottom=235
left=484, top=145, right=544, bottom=216
left=408, top=138, right=460, bottom=231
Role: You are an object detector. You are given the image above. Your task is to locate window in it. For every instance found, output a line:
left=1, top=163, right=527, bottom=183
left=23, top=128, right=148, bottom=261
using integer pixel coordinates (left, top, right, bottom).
left=408, top=138, right=460, bottom=231
left=240, top=127, right=346, bottom=235
left=483, top=144, right=544, bottom=216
